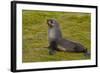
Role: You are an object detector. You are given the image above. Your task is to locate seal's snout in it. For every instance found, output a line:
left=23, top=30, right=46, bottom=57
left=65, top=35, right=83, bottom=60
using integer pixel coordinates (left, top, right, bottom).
left=47, top=19, right=54, bottom=27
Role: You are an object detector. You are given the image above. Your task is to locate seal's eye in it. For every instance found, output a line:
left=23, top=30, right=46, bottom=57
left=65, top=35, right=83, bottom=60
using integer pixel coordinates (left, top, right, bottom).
left=50, top=20, right=53, bottom=23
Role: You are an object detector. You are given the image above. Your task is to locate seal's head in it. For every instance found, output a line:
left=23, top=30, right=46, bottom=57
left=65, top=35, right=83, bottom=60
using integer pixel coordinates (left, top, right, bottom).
left=47, top=19, right=58, bottom=28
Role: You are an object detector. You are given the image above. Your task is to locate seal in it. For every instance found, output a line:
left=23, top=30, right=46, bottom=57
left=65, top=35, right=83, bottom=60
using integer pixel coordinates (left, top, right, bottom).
left=47, top=18, right=90, bottom=56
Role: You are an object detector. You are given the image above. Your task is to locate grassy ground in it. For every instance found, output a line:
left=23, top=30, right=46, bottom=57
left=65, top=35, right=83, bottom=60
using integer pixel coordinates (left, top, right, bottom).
left=22, top=10, right=91, bottom=63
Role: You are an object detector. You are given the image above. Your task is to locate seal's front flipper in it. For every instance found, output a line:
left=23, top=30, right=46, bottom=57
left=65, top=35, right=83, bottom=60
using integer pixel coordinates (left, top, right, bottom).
left=49, top=49, right=56, bottom=55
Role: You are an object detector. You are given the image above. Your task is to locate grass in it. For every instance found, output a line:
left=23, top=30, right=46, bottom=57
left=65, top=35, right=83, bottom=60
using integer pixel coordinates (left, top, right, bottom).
left=22, top=10, right=91, bottom=63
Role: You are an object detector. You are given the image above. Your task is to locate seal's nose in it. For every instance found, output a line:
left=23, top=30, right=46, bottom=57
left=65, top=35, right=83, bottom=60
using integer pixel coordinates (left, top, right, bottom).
left=47, top=19, right=53, bottom=27
left=47, top=19, right=53, bottom=24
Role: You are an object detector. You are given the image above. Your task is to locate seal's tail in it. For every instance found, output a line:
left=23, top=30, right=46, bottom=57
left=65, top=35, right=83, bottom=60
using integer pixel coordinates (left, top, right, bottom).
left=84, top=49, right=91, bottom=57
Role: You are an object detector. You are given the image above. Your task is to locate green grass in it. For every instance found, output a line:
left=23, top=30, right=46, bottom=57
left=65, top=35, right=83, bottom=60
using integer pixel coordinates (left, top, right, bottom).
left=22, top=10, right=91, bottom=63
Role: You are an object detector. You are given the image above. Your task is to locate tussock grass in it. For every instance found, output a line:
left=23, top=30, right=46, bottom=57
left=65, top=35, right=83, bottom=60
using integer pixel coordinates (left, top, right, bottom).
left=22, top=10, right=91, bottom=62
